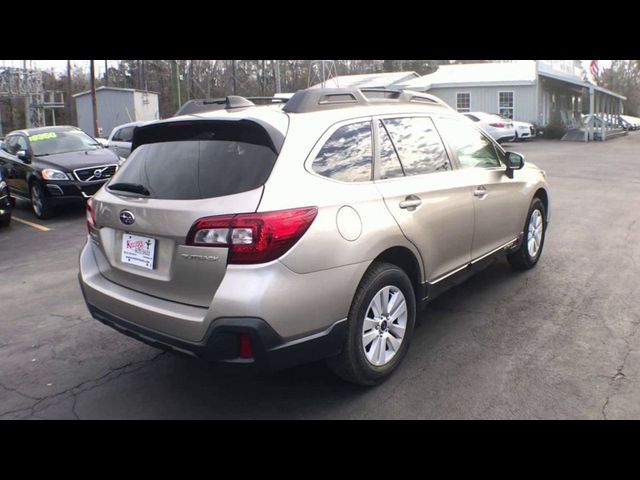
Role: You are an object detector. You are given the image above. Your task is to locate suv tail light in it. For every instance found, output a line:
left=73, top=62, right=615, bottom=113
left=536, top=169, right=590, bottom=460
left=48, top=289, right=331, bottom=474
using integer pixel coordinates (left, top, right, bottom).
left=86, top=197, right=97, bottom=232
left=186, top=207, right=318, bottom=264
left=489, top=122, right=507, bottom=128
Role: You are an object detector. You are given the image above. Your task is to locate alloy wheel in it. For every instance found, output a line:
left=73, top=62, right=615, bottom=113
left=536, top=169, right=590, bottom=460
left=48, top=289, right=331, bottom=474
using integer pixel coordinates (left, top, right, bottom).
left=527, top=209, right=543, bottom=258
left=362, top=285, right=407, bottom=367
left=31, top=184, right=43, bottom=217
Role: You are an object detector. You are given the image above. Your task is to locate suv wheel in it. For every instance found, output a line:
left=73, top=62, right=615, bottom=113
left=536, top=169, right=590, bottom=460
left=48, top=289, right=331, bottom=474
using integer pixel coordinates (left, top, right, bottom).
left=30, top=182, right=54, bottom=219
left=507, top=197, right=546, bottom=270
left=327, top=262, right=416, bottom=386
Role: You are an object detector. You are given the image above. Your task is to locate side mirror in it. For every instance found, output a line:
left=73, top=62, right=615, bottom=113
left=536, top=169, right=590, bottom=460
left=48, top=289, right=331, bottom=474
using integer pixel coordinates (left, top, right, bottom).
left=504, top=151, right=524, bottom=178
left=16, top=150, right=31, bottom=163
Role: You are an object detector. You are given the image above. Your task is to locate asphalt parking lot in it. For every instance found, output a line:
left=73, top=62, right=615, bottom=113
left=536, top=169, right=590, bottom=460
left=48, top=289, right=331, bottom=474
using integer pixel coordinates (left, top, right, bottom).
left=1, top=134, right=640, bottom=419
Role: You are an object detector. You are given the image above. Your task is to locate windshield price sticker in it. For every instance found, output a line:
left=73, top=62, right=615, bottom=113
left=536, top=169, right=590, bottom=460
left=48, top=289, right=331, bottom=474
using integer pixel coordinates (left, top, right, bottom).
left=29, top=132, right=57, bottom=142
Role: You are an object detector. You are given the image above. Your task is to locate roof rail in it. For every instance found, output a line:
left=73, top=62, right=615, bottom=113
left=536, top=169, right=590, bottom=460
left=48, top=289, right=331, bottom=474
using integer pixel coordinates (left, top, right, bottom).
left=282, top=88, right=454, bottom=113
left=245, top=96, right=289, bottom=105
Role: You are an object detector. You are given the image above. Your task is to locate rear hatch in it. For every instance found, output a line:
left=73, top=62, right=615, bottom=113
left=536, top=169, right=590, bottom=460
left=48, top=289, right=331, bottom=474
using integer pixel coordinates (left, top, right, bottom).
left=90, top=116, right=287, bottom=308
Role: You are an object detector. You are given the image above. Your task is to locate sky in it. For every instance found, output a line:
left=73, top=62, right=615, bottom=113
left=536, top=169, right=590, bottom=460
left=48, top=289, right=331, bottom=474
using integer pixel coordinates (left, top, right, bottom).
left=0, top=59, right=615, bottom=76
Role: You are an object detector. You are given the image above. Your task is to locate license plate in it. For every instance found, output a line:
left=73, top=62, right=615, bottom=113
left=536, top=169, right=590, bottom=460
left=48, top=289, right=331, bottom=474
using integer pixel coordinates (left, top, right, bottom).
left=121, top=233, right=156, bottom=270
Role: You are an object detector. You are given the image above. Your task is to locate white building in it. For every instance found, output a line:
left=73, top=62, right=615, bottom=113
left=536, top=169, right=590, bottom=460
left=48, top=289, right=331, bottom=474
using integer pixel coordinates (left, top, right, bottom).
left=74, top=86, right=160, bottom=138
left=395, top=60, right=626, bottom=141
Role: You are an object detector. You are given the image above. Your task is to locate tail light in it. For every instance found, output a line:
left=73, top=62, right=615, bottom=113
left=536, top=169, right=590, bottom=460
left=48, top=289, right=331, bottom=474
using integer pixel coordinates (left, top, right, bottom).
left=86, top=197, right=97, bottom=232
left=186, top=207, right=318, bottom=264
left=489, top=122, right=506, bottom=128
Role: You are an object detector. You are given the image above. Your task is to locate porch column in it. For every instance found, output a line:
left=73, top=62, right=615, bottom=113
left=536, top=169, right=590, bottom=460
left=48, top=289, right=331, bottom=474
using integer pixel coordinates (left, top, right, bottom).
left=601, top=94, right=606, bottom=141
left=589, top=86, right=595, bottom=141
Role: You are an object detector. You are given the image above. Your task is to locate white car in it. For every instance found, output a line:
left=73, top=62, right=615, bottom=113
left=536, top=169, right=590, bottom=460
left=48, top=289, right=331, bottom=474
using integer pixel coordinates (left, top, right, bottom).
left=620, top=115, right=640, bottom=131
left=495, top=115, right=536, bottom=140
left=463, top=112, right=516, bottom=143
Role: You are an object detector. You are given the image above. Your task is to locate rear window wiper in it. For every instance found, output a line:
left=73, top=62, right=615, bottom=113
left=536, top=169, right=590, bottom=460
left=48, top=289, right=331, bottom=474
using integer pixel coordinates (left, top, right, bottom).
left=108, top=182, right=150, bottom=196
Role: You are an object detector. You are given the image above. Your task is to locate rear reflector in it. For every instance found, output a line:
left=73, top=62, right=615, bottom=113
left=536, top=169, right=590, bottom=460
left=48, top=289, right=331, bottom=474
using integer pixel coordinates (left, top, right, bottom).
left=186, top=207, right=318, bottom=264
left=239, top=333, right=253, bottom=359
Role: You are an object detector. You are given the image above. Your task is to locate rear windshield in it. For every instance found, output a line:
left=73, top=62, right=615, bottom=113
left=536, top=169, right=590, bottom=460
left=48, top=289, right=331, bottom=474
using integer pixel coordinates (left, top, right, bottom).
left=109, top=121, right=278, bottom=200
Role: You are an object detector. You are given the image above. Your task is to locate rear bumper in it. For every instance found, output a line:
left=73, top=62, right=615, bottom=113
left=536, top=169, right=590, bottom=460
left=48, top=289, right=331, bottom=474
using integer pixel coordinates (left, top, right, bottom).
left=80, top=281, right=347, bottom=371
left=496, top=136, right=516, bottom=143
left=78, top=240, right=356, bottom=370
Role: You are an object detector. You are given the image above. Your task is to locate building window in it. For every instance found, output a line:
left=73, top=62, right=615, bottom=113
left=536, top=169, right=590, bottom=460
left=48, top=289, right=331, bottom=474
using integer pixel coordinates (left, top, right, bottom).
left=456, top=92, right=471, bottom=112
left=499, top=91, right=514, bottom=119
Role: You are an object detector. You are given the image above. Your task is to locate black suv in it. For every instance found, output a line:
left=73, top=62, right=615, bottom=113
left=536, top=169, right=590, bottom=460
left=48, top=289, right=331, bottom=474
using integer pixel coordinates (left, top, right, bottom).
left=0, top=169, right=12, bottom=227
left=0, top=126, right=121, bottom=219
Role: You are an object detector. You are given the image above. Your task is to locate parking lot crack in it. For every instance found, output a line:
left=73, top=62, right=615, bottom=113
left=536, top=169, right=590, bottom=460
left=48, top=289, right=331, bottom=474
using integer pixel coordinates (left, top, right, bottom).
left=0, top=380, right=41, bottom=402
left=600, top=317, right=640, bottom=419
left=625, top=220, right=637, bottom=242
left=0, top=351, right=166, bottom=419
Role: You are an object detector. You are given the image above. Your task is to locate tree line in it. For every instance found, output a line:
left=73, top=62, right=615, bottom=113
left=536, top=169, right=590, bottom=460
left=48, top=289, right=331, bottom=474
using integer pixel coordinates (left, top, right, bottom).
left=1, top=60, right=638, bottom=135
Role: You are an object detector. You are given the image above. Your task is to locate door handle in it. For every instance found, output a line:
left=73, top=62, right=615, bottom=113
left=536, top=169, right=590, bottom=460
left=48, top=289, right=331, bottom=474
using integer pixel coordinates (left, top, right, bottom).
left=399, top=196, right=422, bottom=210
left=473, top=186, right=488, bottom=199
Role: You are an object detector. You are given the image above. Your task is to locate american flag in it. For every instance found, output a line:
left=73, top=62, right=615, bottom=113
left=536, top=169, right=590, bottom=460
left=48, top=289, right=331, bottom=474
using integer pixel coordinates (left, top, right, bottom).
left=590, top=60, right=599, bottom=77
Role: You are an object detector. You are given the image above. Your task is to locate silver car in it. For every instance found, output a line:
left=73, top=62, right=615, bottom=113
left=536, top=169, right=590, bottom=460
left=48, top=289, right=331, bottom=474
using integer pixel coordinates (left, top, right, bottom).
left=106, top=121, right=150, bottom=159
left=79, top=88, right=550, bottom=385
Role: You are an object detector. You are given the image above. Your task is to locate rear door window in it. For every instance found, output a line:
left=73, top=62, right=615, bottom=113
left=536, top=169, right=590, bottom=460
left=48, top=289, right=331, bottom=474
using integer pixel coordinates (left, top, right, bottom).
left=312, top=121, right=372, bottom=182
left=382, top=117, right=451, bottom=176
left=109, top=121, right=278, bottom=200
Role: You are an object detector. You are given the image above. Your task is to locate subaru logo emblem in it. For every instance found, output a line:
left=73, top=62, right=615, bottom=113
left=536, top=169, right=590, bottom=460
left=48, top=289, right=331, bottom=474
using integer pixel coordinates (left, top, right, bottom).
left=94, top=169, right=103, bottom=178
left=119, top=210, right=135, bottom=225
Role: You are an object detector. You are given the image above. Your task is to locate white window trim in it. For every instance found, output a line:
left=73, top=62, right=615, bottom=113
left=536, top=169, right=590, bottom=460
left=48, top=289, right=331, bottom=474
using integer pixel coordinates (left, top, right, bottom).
left=498, top=91, right=515, bottom=119
left=456, top=92, right=471, bottom=113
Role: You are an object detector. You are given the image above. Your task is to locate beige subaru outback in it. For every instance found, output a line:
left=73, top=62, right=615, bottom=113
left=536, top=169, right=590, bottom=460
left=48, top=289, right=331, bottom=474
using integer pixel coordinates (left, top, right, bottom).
left=79, top=88, right=550, bottom=385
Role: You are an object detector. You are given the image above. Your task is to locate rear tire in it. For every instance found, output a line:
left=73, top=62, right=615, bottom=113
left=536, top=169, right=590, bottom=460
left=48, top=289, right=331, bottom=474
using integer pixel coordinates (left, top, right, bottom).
left=30, top=182, right=54, bottom=220
left=327, top=262, right=416, bottom=386
left=507, top=198, right=546, bottom=270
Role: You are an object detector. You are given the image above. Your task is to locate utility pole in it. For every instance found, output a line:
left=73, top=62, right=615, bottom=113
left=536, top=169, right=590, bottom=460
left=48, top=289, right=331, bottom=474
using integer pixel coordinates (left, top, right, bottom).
left=137, top=60, right=142, bottom=89
left=232, top=60, right=237, bottom=95
left=90, top=60, right=99, bottom=137
left=274, top=60, right=281, bottom=93
left=104, top=60, right=108, bottom=86
left=24, top=60, right=31, bottom=128
left=141, top=60, right=147, bottom=90
left=66, top=60, right=72, bottom=124
left=188, top=60, right=193, bottom=100
left=171, top=60, right=181, bottom=112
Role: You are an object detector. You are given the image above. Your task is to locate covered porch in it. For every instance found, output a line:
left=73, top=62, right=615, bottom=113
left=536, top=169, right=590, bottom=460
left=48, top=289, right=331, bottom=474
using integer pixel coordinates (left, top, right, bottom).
left=537, top=71, right=626, bottom=141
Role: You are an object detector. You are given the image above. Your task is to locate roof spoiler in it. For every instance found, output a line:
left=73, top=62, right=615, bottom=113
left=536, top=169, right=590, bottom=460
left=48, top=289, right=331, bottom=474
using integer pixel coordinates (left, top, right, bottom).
left=175, top=96, right=288, bottom=116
